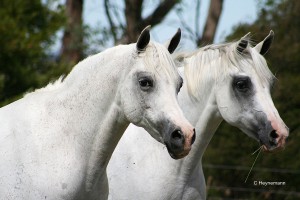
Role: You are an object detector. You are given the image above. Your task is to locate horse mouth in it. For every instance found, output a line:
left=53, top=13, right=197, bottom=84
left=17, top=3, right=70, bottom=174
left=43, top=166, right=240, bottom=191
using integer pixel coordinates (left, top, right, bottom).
left=259, top=139, right=277, bottom=151
left=165, top=145, right=189, bottom=160
left=260, top=135, right=286, bottom=152
left=257, top=129, right=281, bottom=151
left=168, top=152, right=189, bottom=160
left=261, top=137, right=286, bottom=152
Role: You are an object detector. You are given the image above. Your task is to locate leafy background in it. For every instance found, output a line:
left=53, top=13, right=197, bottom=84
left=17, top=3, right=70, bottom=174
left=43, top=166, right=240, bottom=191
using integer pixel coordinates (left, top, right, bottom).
left=0, top=0, right=299, bottom=199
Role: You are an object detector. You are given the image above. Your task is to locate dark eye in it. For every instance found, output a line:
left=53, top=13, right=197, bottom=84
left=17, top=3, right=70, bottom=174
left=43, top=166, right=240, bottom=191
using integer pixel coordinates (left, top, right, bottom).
left=233, top=76, right=252, bottom=92
left=139, top=78, right=153, bottom=91
left=236, top=80, right=247, bottom=90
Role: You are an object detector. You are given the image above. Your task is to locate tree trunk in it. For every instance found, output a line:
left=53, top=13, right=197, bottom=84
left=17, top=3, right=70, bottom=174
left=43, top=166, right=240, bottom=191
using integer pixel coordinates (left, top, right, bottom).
left=197, top=0, right=223, bottom=46
left=117, top=0, right=180, bottom=44
left=60, top=0, right=83, bottom=65
left=124, top=0, right=143, bottom=43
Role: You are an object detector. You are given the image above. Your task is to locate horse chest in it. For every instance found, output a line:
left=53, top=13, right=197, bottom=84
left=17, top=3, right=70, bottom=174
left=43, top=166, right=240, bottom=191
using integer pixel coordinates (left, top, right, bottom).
left=1, top=135, right=90, bottom=199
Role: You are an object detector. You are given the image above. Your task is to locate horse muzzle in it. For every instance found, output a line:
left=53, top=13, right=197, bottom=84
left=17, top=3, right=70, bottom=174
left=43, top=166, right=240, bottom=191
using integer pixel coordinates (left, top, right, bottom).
left=164, top=128, right=196, bottom=160
left=261, top=129, right=288, bottom=152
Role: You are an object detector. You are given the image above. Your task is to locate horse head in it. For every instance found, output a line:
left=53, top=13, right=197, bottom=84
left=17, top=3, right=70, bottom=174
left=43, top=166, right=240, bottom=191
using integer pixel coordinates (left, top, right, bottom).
left=120, top=26, right=195, bottom=159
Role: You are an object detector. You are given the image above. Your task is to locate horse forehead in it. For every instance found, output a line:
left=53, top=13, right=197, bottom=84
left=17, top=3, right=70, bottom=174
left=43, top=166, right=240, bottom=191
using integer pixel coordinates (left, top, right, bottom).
left=230, top=56, right=264, bottom=74
left=141, top=49, right=179, bottom=81
left=244, top=65, right=272, bottom=86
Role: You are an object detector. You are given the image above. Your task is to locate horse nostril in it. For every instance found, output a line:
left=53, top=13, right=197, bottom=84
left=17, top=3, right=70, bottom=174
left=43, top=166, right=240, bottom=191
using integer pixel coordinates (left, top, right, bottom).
left=171, top=130, right=183, bottom=140
left=168, top=129, right=186, bottom=155
left=191, top=129, right=196, bottom=144
left=270, top=130, right=279, bottom=139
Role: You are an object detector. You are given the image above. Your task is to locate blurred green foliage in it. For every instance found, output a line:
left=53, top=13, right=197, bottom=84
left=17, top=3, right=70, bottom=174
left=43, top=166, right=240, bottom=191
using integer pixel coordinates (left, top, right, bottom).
left=0, top=0, right=299, bottom=199
left=203, top=0, right=300, bottom=199
left=0, top=0, right=67, bottom=106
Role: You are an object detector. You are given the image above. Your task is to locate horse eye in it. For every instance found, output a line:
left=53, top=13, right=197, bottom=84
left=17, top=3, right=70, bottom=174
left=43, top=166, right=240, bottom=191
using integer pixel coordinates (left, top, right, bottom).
left=237, top=81, right=246, bottom=89
left=139, top=78, right=153, bottom=90
left=235, top=80, right=249, bottom=92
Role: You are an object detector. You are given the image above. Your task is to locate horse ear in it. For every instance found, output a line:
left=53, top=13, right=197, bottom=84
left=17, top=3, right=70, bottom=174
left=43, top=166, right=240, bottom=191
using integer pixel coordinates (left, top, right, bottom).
left=254, top=30, right=274, bottom=55
left=136, top=25, right=151, bottom=52
left=236, top=32, right=250, bottom=54
left=167, top=28, right=181, bottom=54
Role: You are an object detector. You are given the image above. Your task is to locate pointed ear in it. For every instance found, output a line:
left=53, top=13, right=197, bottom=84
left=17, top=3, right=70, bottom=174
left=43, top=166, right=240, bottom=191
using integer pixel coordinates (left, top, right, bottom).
left=236, top=32, right=250, bottom=54
left=136, top=25, right=151, bottom=53
left=167, top=28, right=181, bottom=54
left=254, top=30, right=274, bottom=55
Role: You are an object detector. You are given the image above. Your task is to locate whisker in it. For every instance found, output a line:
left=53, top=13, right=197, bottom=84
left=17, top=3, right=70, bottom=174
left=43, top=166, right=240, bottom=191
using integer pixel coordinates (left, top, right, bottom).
left=252, top=145, right=263, bottom=155
left=245, top=146, right=263, bottom=183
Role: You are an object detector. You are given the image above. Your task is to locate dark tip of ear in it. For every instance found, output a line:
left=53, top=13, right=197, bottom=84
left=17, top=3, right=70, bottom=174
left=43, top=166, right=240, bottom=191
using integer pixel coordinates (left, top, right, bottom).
left=237, top=39, right=248, bottom=54
left=168, top=28, right=181, bottom=54
left=260, top=30, right=274, bottom=55
left=136, top=25, right=151, bottom=52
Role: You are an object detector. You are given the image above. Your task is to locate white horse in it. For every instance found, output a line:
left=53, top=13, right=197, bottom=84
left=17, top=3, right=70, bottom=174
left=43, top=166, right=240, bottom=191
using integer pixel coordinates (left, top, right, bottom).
left=0, top=26, right=196, bottom=200
left=108, top=31, right=289, bottom=200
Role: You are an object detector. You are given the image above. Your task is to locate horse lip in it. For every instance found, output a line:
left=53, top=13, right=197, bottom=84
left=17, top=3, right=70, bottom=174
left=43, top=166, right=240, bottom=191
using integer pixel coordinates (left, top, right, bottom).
left=259, top=139, right=270, bottom=151
left=168, top=152, right=188, bottom=160
left=262, top=144, right=285, bottom=153
left=260, top=139, right=282, bottom=152
left=168, top=153, right=181, bottom=160
left=165, top=144, right=189, bottom=160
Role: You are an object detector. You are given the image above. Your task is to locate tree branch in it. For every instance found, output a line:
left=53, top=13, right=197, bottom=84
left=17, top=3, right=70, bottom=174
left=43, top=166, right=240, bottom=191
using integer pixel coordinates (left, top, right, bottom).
left=197, top=0, right=223, bottom=46
left=110, top=3, right=125, bottom=30
left=60, top=0, right=84, bottom=65
left=104, top=0, right=117, bottom=42
left=141, top=0, right=180, bottom=28
left=176, top=8, right=197, bottom=42
left=124, top=0, right=143, bottom=43
left=117, top=0, right=181, bottom=44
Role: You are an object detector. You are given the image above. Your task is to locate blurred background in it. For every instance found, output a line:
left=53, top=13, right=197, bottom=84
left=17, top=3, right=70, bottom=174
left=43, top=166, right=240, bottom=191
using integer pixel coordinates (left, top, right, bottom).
left=0, top=0, right=299, bottom=199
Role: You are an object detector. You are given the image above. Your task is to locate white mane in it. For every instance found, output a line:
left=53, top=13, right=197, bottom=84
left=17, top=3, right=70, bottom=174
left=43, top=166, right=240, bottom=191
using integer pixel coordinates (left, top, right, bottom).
left=140, top=41, right=180, bottom=81
left=24, top=76, right=65, bottom=97
left=177, top=41, right=275, bottom=100
left=25, top=41, right=179, bottom=97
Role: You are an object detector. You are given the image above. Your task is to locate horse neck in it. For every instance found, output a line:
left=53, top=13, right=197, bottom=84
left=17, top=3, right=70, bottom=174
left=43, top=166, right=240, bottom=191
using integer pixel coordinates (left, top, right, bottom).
left=176, top=67, right=223, bottom=178
left=85, top=101, right=129, bottom=191
left=59, top=45, right=134, bottom=130
left=52, top=46, right=134, bottom=189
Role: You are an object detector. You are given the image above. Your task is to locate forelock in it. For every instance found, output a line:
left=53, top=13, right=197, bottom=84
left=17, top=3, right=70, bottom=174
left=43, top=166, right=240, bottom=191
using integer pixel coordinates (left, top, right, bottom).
left=140, top=41, right=180, bottom=81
